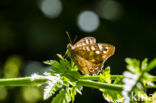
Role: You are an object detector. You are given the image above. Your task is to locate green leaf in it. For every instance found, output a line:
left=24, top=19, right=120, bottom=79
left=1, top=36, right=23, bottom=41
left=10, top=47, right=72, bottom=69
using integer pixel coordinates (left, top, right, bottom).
left=43, top=60, right=58, bottom=65
left=122, top=58, right=156, bottom=103
left=146, top=58, right=156, bottom=72
left=52, top=89, right=71, bottom=103
left=125, top=58, right=140, bottom=67
left=102, top=89, right=123, bottom=103
left=69, top=87, right=77, bottom=103
left=99, top=67, right=123, bottom=102
left=126, top=58, right=140, bottom=73
left=57, top=54, right=64, bottom=60
left=46, top=54, right=81, bottom=82
left=99, top=66, right=111, bottom=83
left=63, top=71, right=81, bottom=81
left=141, top=58, right=148, bottom=71
left=59, top=59, right=70, bottom=69
left=70, top=60, right=79, bottom=71
left=43, top=59, right=67, bottom=74
left=113, top=77, right=122, bottom=84
left=51, top=60, right=67, bottom=73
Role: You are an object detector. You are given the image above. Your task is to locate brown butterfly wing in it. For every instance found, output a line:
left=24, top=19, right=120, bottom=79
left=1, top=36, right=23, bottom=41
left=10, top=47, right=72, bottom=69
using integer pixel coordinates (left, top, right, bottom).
left=73, top=43, right=115, bottom=64
left=67, top=36, right=115, bottom=75
left=72, top=43, right=115, bottom=75
left=73, top=54, right=103, bottom=75
left=73, top=37, right=96, bottom=48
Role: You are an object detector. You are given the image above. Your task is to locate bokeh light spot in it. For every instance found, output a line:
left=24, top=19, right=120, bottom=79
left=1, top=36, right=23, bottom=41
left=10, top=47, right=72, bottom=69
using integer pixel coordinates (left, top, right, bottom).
left=0, top=87, right=8, bottom=100
left=24, top=61, right=49, bottom=76
left=97, top=0, right=123, bottom=21
left=77, top=11, right=100, bottom=33
left=3, top=56, right=23, bottom=78
left=22, top=87, right=41, bottom=102
left=40, top=0, right=62, bottom=18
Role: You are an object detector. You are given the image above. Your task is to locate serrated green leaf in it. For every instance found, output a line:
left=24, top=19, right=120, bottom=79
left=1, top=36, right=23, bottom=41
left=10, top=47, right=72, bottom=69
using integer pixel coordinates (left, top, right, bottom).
left=52, top=89, right=71, bottom=103
left=60, top=59, right=71, bottom=71
left=50, top=61, right=67, bottom=73
left=47, top=54, right=81, bottom=82
left=49, top=59, right=70, bottom=74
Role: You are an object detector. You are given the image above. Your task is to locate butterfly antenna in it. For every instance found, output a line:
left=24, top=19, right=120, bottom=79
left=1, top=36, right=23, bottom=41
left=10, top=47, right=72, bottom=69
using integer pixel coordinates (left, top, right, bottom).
left=66, top=32, right=73, bottom=44
left=73, top=35, right=77, bottom=44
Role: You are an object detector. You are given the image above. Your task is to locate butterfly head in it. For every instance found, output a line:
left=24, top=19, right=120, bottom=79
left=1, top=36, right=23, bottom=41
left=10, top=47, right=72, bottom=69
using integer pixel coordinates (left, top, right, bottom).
left=66, top=43, right=74, bottom=57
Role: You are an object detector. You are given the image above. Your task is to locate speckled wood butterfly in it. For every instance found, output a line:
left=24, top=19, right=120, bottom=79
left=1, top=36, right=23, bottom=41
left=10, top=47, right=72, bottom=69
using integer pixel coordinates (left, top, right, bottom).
left=66, top=36, right=115, bottom=75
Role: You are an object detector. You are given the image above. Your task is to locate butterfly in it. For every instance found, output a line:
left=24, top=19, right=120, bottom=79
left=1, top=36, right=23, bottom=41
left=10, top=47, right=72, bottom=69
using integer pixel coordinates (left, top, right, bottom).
left=66, top=36, right=115, bottom=75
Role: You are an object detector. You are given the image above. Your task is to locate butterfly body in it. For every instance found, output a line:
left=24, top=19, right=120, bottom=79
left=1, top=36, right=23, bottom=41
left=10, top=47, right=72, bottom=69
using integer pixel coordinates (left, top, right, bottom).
left=67, top=37, right=115, bottom=75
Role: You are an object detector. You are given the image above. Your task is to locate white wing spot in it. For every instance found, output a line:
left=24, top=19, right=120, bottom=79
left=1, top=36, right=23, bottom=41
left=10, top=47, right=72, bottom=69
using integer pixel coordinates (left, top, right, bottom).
left=103, top=51, right=107, bottom=54
left=86, top=39, right=89, bottom=44
left=91, top=46, right=95, bottom=51
left=86, top=46, right=90, bottom=51
left=89, top=39, right=92, bottom=44
left=98, top=44, right=103, bottom=50
left=95, top=51, right=100, bottom=54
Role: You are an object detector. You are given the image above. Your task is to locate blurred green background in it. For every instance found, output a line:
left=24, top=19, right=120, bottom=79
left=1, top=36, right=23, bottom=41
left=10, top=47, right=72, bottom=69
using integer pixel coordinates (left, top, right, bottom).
left=0, top=0, right=156, bottom=103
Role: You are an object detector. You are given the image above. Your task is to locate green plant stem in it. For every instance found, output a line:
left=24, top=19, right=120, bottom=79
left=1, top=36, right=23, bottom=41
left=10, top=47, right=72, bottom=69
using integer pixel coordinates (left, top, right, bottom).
left=0, top=75, right=156, bottom=91
left=80, top=75, right=124, bottom=80
left=0, top=77, right=123, bottom=91
left=0, top=77, right=47, bottom=86
left=0, top=77, right=123, bottom=90
left=80, top=75, right=99, bottom=80
left=77, top=79, right=123, bottom=91
left=81, top=75, right=156, bottom=81
left=145, top=85, right=156, bottom=88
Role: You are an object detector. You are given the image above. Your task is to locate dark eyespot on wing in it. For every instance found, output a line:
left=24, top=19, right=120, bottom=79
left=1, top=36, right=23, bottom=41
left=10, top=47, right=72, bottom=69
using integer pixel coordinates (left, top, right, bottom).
left=104, top=47, right=108, bottom=51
